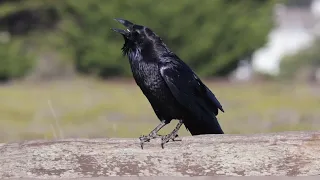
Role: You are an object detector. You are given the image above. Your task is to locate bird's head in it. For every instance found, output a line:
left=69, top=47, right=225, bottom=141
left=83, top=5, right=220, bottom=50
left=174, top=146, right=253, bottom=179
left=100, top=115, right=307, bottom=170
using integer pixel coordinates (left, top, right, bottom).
left=111, top=18, right=161, bottom=56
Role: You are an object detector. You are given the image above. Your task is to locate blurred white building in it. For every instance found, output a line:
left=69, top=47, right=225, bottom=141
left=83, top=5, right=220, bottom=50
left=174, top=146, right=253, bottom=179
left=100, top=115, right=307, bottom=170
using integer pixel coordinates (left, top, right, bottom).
left=252, top=0, right=320, bottom=75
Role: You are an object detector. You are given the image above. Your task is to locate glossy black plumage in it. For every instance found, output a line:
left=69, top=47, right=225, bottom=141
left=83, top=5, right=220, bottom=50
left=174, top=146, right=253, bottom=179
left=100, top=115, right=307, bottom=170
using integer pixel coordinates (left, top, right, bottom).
left=112, top=18, right=224, bottom=148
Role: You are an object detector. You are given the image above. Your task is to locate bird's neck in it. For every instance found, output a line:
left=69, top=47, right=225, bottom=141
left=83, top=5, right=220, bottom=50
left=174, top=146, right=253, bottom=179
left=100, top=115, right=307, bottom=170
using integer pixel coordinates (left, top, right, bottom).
left=126, top=40, right=172, bottom=63
left=143, top=40, right=171, bottom=57
left=127, top=47, right=142, bottom=62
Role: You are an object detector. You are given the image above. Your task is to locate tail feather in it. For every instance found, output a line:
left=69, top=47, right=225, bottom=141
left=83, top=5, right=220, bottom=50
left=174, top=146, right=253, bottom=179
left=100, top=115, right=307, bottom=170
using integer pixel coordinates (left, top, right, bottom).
left=183, top=113, right=224, bottom=135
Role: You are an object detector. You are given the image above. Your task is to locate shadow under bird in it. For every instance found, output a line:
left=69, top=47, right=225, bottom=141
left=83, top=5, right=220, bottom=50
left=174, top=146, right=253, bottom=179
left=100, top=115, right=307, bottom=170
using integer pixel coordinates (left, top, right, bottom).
left=111, top=18, right=225, bottom=149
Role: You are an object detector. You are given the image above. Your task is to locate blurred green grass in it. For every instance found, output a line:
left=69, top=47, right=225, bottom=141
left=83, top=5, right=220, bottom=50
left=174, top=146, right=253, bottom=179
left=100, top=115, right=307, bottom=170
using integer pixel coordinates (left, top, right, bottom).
left=0, top=78, right=320, bottom=142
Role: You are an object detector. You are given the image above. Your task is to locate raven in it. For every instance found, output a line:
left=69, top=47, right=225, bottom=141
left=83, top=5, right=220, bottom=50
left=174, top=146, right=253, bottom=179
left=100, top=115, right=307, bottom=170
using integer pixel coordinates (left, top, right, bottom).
left=112, top=18, right=225, bottom=149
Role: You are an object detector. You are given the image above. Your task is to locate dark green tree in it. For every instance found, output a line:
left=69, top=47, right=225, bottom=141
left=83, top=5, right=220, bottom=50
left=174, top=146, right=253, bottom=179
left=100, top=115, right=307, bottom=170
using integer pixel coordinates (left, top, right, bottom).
left=59, top=0, right=275, bottom=77
left=0, top=0, right=276, bottom=80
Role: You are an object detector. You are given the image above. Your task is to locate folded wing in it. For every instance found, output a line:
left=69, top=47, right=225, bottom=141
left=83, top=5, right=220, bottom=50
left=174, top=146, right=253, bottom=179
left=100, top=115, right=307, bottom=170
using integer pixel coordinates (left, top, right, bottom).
left=160, top=61, right=224, bottom=121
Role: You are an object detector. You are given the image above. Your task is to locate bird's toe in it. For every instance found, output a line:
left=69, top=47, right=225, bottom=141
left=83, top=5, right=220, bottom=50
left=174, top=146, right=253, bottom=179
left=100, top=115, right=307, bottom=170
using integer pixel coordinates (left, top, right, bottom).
left=139, top=135, right=150, bottom=142
left=171, top=134, right=181, bottom=141
left=160, top=135, right=171, bottom=148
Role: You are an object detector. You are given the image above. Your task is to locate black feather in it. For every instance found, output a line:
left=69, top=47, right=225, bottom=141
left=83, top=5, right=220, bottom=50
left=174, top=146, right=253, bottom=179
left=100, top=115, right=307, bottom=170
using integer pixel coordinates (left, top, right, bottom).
left=113, top=19, right=224, bottom=136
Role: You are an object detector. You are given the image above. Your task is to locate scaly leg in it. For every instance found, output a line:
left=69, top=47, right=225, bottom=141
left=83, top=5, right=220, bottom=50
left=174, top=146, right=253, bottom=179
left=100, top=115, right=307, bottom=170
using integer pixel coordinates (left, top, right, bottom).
left=161, top=120, right=183, bottom=149
left=139, top=120, right=167, bottom=149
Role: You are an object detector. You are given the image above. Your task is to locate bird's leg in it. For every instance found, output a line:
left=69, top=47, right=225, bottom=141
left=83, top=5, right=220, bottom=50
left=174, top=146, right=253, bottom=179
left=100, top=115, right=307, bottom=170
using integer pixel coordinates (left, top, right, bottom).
left=161, top=120, right=183, bottom=149
left=139, top=120, right=167, bottom=149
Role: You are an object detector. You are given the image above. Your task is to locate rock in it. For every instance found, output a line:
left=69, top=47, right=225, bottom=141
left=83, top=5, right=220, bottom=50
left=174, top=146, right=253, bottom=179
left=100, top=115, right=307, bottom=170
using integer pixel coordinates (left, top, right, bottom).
left=0, top=131, right=319, bottom=179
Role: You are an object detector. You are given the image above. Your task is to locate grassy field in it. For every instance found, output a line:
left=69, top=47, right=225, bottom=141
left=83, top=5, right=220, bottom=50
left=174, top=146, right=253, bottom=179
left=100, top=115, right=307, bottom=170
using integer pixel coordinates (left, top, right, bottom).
left=0, top=78, right=319, bottom=143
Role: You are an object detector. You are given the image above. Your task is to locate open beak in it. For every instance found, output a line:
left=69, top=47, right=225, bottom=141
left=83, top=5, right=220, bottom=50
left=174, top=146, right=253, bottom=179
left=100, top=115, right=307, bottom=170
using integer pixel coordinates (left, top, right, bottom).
left=111, top=18, right=134, bottom=35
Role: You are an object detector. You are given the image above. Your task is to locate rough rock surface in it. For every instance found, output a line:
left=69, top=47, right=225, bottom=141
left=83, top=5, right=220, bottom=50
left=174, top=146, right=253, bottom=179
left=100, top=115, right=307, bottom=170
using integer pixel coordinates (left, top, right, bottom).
left=0, top=131, right=319, bottom=179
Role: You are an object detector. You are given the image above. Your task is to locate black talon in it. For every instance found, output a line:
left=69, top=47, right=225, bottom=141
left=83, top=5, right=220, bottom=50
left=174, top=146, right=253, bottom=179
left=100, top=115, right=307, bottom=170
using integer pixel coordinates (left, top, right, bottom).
left=160, top=134, right=171, bottom=149
left=170, top=134, right=180, bottom=141
left=160, top=120, right=184, bottom=148
left=138, top=131, right=163, bottom=149
left=139, top=135, right=149, bottom=149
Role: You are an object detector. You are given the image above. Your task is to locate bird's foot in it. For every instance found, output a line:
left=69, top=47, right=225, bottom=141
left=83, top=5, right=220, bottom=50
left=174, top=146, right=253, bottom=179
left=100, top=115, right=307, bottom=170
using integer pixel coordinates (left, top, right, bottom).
left=139, top=133, right=161, bottom=149
left=161, top=132, right=181, bottom=149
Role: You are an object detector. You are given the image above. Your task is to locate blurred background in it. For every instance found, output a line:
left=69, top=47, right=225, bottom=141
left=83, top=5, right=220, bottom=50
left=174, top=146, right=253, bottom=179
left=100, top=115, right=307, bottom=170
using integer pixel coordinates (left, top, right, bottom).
left=0, top=0, right=320, bottom=143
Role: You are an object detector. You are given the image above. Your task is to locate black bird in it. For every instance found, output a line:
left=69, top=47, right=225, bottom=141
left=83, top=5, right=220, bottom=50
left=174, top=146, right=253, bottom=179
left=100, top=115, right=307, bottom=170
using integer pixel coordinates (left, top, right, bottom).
left=112, top=18, right=225, bottom=149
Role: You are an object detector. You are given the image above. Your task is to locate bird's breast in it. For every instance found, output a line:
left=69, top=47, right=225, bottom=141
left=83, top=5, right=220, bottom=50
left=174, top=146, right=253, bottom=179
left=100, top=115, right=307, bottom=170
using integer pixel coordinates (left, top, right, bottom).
left=131, top=62, right=165, bottom=91
left=129, top=61, right=186, bottom=120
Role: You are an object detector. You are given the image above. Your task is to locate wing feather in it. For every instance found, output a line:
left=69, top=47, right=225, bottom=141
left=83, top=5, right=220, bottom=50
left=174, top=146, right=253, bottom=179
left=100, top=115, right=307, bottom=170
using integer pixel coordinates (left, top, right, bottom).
left=160, top=63, right=224, bottom=120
